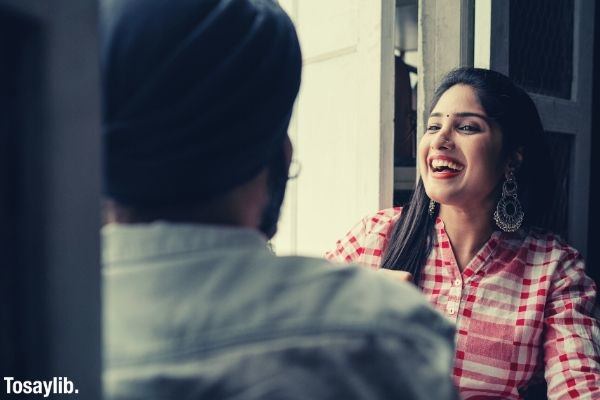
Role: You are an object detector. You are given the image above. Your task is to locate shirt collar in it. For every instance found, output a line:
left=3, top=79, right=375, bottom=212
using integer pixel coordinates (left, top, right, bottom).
left=434, top=216, right=503, bottom=242
left=102, top=222, right=268, bottom=264
left=433, top=216, right=503, bottom=274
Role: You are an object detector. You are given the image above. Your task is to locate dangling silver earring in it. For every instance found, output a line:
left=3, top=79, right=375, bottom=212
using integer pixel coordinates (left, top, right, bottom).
left=494, top=170, right=524, bottom=232
left=428, top=199, right=437, bottom=217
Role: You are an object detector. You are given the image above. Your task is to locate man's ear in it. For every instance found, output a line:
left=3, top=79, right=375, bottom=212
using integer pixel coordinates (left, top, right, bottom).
left=505, top=147, right=524, bottom=176
left=283, top=134, right=293, bottom=169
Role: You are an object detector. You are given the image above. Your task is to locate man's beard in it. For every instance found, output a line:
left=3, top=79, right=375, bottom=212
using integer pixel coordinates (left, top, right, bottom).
left=258, top=147, right=288, bottom=239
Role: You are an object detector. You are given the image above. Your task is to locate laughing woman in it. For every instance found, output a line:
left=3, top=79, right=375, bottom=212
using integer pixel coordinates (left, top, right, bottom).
left=327, top=68, right=600, bottom=399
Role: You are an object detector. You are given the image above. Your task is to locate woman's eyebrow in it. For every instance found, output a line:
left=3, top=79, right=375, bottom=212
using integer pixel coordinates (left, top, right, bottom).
left=429, top=112, right=490, bottom=121
left=455, top=112, right=489, bottom=120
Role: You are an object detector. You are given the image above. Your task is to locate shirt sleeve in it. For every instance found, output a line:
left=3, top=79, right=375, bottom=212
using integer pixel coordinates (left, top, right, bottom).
left=324, top=216, right=368, bottom=264
left=543, top=250, right=600, bottom=399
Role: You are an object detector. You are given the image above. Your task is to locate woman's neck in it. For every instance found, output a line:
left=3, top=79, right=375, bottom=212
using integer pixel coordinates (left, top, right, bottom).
left=438, top=203, right=496, bottom=271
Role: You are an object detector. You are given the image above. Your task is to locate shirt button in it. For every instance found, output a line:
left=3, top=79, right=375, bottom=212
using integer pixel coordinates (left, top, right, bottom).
left=454, top=279, right=461, bottom=286
left=448, top=307, right=455, bottom=315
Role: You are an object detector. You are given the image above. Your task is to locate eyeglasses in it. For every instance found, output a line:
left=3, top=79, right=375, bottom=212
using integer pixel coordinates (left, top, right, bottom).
left=288, top=159, right=302, bottom=180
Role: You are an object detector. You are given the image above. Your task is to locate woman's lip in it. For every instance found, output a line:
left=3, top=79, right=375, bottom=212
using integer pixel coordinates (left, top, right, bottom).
left=427, top=155, right=464, bottom=168
left=430, top=168, right=463, bottom=179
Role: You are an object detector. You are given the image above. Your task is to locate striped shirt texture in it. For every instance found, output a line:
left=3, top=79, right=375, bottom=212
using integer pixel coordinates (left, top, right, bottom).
left=326, top=207, right=600, bottom=399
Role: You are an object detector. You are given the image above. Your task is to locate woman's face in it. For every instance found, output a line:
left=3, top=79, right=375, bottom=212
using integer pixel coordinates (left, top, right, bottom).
left=418, top=84, right=506, bottom=209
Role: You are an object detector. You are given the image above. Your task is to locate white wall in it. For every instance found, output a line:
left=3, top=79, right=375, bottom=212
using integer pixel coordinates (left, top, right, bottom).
left=274, top=0, right=395, bottom=257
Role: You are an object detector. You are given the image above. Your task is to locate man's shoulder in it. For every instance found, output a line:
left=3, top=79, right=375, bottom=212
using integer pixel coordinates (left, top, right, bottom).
left=105, top=249, right=456, bottom=400
left=261, top=254, right=452, bottom=336
left=106, top=258, right=457, bottom=399
left=175, top=250, right=452, bottom=341
left=187, top=252, right=455, bottom=363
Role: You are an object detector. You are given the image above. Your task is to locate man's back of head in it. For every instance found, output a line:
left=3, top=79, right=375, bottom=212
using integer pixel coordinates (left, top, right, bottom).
left=101, top=1, right=458, bottom=399
left=101, top=0, right=301, bottom=237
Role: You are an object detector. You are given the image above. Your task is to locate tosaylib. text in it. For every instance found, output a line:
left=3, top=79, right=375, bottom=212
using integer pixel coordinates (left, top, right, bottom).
left=3, top=377, right=78, bottom=397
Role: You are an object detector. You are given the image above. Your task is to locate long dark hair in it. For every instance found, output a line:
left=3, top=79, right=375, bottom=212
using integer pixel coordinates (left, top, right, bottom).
left=382, top=68, right=555, bottom=281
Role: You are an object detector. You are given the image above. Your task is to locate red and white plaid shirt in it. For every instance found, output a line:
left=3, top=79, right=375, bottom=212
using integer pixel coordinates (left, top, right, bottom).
left=326, top=207, right=600, bottom=399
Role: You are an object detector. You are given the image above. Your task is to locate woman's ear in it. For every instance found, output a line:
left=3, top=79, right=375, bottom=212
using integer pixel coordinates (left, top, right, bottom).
left=505, top=147, right=524, bottom=177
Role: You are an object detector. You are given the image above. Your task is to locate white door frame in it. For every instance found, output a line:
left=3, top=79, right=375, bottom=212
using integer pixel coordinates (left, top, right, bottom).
left=417, top=0, right=474, bottom=145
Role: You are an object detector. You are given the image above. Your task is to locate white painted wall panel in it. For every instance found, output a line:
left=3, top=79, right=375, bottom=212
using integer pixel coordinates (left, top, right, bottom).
left=296, top=0, right=359, bottom=60
left=295, top=54, right=362, bottom=256
left=273, top=0, right=394, bottom=257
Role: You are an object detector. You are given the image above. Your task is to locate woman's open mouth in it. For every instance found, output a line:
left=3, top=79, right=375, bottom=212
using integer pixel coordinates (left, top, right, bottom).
left=429, top=157, right=464, bottom=179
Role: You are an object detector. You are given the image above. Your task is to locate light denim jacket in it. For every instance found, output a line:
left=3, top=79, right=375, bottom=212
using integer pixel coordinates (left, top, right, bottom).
left=103, top=223, right=458, bottom=399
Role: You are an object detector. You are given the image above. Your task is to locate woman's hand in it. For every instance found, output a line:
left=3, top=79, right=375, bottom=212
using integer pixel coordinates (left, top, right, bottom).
left=377, top=268, right=413, bottom=283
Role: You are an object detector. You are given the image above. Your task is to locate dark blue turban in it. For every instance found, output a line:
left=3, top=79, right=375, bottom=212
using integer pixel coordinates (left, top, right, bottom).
left=101, top=0, right=302, bottom=207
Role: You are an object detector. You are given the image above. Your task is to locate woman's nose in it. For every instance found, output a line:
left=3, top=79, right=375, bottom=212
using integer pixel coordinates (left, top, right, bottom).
left=431, top=129, right=454, bottom=150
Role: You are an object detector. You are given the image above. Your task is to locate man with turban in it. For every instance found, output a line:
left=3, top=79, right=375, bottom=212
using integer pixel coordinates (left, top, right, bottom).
left=101, top=0, right=458, bottom=398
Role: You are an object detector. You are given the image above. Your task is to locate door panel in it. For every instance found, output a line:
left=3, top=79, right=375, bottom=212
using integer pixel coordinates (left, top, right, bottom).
left=474, top=0, right=594, bottom=256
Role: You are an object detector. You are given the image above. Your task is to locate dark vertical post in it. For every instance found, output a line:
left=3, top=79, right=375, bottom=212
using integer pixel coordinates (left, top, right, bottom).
left=0, top=1, right=101, bottom=398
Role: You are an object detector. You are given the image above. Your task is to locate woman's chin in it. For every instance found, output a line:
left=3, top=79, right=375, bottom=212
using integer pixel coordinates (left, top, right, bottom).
left=424, top=186, right=462, bottom=206
left=425, top=182, right=460, bottom=204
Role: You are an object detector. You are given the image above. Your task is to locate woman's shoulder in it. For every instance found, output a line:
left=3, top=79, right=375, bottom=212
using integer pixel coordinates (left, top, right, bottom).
left=496, top=229, right=591, bottom=299
left=512, top=228, right=583, bottom=268
left=325, top=207, right=402, bottom=266
left=522, top=228, right=580, bottom=256
left=362, top=207, right=403, bottom=236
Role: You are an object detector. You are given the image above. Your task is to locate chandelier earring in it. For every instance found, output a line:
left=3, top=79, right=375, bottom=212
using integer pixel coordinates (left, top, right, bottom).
left=428, top=199, right=437, bottom=217
left=493, top=170, right=524, bottom=232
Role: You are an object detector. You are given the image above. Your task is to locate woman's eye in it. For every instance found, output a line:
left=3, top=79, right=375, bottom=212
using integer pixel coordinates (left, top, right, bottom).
left=426, top=125, right=440, bottom=132
left=458, top=124, right=480, bottom=133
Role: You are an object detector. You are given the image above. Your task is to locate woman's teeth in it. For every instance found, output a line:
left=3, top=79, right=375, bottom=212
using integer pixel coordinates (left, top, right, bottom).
left=431, top=159, right=464, bottom=172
